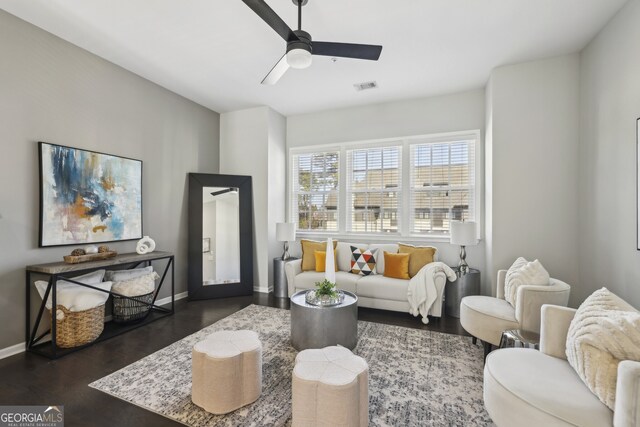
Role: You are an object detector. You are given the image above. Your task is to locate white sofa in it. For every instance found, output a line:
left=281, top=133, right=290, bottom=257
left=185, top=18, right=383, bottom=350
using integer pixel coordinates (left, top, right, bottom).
left=484, top=304, right=640, bottom=427
left=284, top=242, right=448, bottom=318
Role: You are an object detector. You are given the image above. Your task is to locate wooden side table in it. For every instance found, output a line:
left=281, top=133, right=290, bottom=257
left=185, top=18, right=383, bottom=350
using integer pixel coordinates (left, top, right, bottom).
left=445, top=268, right=480, bottom=318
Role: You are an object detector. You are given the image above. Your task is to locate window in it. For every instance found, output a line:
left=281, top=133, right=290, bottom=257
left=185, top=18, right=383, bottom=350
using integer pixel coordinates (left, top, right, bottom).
left=346, top=146, right=401, bottom=233
left=410, top=139, right=476, bottom=234
left=291, top=151, right=339, bottom=232
left=289, top=131, right=480, bottom=240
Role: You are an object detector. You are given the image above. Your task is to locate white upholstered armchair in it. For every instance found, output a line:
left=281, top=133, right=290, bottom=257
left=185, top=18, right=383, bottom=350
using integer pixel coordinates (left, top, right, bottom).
left=484, top=305, right=640, bottom=427
left=460, top=269, right=570, bottom=356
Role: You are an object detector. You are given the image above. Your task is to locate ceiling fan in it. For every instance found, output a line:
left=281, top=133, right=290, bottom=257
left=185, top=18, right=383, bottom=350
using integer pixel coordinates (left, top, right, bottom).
left=242, top=0, right=383, bottom=85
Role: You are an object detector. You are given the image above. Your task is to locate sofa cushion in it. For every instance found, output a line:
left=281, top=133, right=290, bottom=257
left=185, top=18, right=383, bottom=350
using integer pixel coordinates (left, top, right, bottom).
left=383, top=252, right=410, bottom=280
left=336, top=242, right=367, bottom=272
left=350, top=246, right=378, bottom=276
left=368, top=243, right=398, bottom=275
left=314, top=251, right=338, bottom=272
left=356, top=275, right=408, bottom=302
left=565, top=287, right=640, bottom=410
left=301, top=239, right=337, bottom=272
left=484, top=348, right=612, bottom=427
left=294, top=271, right=358, bottom=294
left=398, top=243, right=436, bottom=277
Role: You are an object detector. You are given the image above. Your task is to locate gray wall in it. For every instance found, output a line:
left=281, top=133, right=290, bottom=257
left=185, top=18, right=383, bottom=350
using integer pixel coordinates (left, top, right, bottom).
left=578, top=0, right=640, bottom=308
left=485, top=55, right=580, bottom=298
left=0, top=10, right=220, bottom=349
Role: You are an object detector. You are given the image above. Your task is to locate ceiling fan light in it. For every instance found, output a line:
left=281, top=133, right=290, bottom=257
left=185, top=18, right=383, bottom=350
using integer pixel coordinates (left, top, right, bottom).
left=286, top=48, right=312, bottom=69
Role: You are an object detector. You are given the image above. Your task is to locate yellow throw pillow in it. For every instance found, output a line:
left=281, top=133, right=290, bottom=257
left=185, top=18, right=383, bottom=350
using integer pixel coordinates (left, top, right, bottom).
left=398, top=243, right=436, bottom=278
left=383, top=252, right=410, bottom=280
left=301, top=239, right=338, bottom=272
left=314, top=250, right=338, bottom=272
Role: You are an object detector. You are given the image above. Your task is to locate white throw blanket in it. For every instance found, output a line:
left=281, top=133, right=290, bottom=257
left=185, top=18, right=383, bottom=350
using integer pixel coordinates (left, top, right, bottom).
left=407, top=262, right=457, bottom=324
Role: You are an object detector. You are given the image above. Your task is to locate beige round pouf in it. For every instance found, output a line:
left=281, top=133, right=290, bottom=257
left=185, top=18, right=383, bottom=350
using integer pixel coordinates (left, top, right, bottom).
left=292, top=345, right=369, bottom=427
left=191, top=330, right=262, bottom=414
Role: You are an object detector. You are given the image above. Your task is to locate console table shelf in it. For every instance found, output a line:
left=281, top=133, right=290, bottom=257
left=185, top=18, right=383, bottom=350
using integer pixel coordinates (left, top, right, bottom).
left=26, top=251, right=175, bottom=359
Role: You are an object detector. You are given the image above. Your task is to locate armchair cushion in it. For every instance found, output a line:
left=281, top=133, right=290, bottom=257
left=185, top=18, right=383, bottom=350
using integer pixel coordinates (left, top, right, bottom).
left=460, top=296, right=519, bottom=346
left=505, top=257, right=550, bottom=307
left=484, top=348, right=613, bottom=427
left=566, top=287, right=640, bottom=410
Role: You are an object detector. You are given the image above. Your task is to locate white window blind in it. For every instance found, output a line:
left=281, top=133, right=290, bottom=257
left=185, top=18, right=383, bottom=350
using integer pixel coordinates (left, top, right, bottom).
left=346, top=145, right=401, bottom=233
left=291, top=151, right=339, bottom=232
left=409, top=139, right=475, bottom=235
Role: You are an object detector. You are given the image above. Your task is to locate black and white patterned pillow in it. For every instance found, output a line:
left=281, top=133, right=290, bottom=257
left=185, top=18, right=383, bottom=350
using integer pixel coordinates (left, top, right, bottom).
left=350, top=246, right=378, bottom=276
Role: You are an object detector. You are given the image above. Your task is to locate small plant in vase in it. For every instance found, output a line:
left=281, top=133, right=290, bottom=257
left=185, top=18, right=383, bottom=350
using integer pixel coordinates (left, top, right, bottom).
left=305, top=279, right=344, bottom=306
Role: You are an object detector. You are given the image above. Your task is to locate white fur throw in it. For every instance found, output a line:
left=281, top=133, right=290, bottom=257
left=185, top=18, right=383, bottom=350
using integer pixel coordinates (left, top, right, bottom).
left=565, top=288, right=640, bottom=410
left=504, top=258, right=550, bottom=306
left=111, top=272, right=159, bottom=297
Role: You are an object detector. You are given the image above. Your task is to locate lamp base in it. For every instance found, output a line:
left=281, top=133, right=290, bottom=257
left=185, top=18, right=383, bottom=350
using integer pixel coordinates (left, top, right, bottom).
left=281, top=241, right=291, bottom=260
left=458, top=245, right=469, bottom=276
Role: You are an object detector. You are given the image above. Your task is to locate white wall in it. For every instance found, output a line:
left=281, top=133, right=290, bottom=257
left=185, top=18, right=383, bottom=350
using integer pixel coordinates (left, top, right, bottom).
left=485, top=55, right=580, bottom=297
left=286, top=90, right=487, bottom=280
left=220, top=106, right=286, bottom=292
left=578, top=0, right=640, bottom=308
left=0, top=10, right=220, bottom=349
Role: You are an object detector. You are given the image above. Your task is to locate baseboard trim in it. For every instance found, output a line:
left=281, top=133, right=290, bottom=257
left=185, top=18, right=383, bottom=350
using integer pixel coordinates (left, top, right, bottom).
left=0, top=342, right=26, bottom=360
left=156, top=291, right=188, bottom=306
left=0, top=291, right=189, bottom=360
left=253, top=286, right=271, bottom=294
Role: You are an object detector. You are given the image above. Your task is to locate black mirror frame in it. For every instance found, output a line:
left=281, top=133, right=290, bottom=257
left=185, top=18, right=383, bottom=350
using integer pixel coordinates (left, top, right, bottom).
left=188, top=173, right=254, bottom=300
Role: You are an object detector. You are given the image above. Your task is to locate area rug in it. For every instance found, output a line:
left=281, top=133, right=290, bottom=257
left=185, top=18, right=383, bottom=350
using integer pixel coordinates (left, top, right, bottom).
left=90, top=305, right=493, bottom=426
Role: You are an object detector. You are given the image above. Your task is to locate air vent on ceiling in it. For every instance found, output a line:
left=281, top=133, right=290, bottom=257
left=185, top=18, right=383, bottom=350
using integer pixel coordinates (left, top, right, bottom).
left=354, top=81, right=378, bottom=92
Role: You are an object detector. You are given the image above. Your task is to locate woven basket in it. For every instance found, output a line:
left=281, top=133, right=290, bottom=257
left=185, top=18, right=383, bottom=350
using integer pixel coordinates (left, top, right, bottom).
left=51, top=305, right=105, bottom=348
left=112, top=292, right=154, bottom=323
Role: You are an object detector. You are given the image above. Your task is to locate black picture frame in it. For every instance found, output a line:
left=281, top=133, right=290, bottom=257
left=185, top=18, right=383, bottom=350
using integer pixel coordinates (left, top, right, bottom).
left=38, top=141, right=143, bottom=248
left=188, top=173, right=254, bottom=299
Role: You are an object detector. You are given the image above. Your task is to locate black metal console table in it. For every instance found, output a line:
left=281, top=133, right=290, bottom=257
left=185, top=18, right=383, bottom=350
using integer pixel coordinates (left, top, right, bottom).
left=26, top=251, right=174, bottom=359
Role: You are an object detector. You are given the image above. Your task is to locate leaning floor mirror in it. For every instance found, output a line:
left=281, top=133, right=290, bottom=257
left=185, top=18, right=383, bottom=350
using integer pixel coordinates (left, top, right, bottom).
left=188, top=173, right=253, bottom=299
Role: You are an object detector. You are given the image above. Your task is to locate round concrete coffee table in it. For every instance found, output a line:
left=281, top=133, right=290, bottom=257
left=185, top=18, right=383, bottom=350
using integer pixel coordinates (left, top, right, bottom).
left=290, top=290, right=358, bottom=351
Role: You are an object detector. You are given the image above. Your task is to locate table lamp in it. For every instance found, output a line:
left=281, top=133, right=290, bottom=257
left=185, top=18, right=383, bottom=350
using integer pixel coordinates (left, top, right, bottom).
left=276, top=222, right=296, bottom=260
left=450, top=220, right=477, bottom=275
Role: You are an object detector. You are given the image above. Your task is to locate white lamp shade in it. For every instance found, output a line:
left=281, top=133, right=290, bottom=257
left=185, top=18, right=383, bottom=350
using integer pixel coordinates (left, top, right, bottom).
left=276, top=222, right=296, bottom=242
left=450, top=221, right=477, bottom=246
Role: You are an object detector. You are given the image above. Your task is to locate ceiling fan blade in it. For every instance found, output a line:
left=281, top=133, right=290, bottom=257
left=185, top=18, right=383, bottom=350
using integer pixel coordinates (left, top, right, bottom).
left=312, top=42, right=382, bottom=60
left=261, top=54, right=290, bottom=85
left=242, top=0, right=299, bottom=42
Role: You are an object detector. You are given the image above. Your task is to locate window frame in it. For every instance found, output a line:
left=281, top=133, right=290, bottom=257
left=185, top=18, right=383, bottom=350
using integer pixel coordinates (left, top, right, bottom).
left=288, top=130, right=482, bottom=242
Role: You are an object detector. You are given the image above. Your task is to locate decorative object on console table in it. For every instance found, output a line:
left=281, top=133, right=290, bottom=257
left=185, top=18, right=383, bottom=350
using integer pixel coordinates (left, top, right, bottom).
left=273, top=257, right=299, bottom=298
left=445, top=267, right=480, bottom=318
left=136, top=235, right=156, bottom=254
left=450, top=220, right=477, bottom=275
left=38, top=142, right=142, bottom=247
left=276, top=222, right=296, bottom=260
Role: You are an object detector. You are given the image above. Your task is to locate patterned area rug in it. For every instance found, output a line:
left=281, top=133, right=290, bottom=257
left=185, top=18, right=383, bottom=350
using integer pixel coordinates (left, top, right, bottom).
left=90, top=305, right=493, bottom=426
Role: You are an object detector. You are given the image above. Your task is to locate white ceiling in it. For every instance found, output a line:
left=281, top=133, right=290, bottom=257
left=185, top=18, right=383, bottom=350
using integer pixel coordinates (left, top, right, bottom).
left=0, top=0, right=628, bottom=115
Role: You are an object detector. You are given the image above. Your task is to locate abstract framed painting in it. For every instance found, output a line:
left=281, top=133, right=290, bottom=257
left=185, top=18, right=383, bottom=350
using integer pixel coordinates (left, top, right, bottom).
left=38, top=142, right=143, bottom=247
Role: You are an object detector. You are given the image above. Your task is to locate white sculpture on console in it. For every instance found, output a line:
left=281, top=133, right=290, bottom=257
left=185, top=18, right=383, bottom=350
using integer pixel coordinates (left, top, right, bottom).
left=136, top=236, right=156, bottom=254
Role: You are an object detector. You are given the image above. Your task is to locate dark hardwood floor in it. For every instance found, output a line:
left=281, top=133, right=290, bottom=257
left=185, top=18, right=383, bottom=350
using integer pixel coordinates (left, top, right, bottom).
left=0, top=294, right=469, bottom=427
